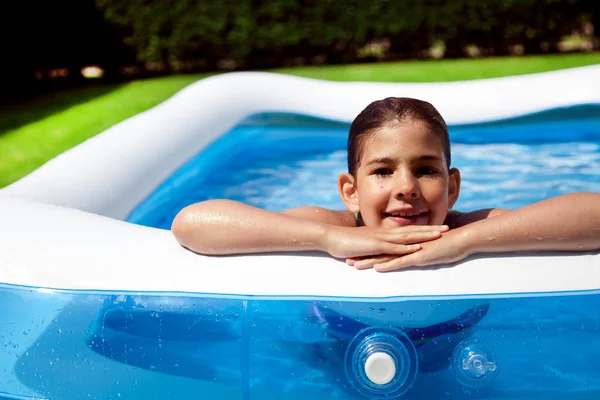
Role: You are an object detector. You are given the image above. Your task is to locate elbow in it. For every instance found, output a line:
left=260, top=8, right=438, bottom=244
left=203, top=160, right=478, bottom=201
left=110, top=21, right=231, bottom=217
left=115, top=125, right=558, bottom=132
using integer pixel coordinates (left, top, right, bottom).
left=171, top=203, right=227, bottom=255
left=171, top=207, right=193, bottom=247
left=171, top=200, right=245, bottom=255
left=171, top=206, right=204, bottom=252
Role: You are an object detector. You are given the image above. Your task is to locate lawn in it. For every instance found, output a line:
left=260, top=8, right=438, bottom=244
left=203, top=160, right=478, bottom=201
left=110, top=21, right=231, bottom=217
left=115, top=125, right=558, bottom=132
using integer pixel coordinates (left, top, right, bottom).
left=272, top=52, right=600, bottom=82
left=1, top=52, right=599, bottom=188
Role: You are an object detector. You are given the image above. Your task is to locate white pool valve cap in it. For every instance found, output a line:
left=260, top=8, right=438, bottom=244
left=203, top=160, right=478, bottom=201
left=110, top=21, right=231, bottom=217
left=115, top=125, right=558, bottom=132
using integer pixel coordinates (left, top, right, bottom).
left=364, top=352, right=396, bottom=385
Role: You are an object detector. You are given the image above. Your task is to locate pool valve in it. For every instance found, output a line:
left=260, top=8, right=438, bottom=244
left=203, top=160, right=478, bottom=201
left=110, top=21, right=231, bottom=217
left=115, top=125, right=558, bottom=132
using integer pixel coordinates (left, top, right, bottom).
left=451, top=338, right=499, bottom=388
left=344, top=327, right=418, bottom=399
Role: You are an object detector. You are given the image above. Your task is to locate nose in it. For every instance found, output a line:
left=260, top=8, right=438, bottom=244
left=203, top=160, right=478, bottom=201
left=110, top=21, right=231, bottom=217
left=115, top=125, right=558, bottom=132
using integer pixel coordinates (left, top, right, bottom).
left=393, top=170, right=420, bottom=199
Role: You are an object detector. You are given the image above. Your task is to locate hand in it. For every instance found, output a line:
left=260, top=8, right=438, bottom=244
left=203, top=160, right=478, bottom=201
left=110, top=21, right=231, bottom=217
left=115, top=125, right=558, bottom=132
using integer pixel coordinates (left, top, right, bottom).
left=323, top=224, right=449, bottom=259
left=347, top=229, right=471, bottom=272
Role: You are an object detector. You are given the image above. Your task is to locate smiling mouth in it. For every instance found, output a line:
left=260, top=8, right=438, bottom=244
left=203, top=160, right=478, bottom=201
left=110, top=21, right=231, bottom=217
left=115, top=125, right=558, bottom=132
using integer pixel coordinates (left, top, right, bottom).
left=384, top=211, right=427, bottom=218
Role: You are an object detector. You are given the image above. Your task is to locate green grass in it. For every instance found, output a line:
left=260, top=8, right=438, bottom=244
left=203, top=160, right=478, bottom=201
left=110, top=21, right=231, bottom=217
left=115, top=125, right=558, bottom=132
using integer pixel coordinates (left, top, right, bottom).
left=272, top=52, right=600, bottom=82
left=1, top=52, right=599, bottom=188
left=0, top=75, right=211, bottom=188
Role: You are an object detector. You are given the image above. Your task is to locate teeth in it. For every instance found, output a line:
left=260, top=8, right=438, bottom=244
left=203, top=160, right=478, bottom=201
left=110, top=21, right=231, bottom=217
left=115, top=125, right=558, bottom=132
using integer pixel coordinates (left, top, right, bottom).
left=390, top=212, right=422, bottom=217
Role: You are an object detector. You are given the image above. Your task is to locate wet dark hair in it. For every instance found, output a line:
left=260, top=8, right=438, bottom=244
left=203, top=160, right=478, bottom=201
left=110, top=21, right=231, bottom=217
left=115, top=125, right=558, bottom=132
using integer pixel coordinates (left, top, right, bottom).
left=347, top=97, right=451, bottom=175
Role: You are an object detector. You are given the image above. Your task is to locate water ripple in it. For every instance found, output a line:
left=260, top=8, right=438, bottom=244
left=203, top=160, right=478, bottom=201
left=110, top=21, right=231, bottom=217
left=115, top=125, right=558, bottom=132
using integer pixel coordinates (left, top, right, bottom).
left=127, top=122, right=600, bottom=230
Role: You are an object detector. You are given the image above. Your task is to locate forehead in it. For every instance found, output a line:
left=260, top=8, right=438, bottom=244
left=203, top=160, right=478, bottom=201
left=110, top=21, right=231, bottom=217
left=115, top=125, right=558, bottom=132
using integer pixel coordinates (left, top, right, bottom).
left=361, top=121, right=445, bottom=158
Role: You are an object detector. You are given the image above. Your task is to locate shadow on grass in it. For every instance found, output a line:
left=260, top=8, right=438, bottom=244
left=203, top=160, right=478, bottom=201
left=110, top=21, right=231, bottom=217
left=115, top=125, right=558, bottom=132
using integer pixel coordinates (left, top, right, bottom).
left=0, top=82, right=122, bottom=136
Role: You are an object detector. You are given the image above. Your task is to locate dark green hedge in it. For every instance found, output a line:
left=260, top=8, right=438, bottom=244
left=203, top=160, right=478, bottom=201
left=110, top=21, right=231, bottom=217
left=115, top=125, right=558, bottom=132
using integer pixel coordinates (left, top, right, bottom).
left=95, top=0, right=598, bottom=71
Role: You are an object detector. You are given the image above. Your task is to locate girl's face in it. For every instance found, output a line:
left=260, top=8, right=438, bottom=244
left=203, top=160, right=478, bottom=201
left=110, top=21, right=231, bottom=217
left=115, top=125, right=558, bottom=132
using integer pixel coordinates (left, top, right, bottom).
left=339, top=121, right=460, bottom=228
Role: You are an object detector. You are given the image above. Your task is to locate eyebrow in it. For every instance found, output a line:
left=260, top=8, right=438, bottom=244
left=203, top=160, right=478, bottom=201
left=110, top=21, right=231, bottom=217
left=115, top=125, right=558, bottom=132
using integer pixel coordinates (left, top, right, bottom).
left=365, top=154, right=443, bottom=166
left=365, top=157, right=396, bottom=166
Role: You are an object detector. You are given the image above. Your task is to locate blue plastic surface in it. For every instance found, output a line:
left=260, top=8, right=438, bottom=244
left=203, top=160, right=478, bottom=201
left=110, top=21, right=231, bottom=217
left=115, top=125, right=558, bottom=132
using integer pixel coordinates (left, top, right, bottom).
left=2, top=286, right=600, bottom=399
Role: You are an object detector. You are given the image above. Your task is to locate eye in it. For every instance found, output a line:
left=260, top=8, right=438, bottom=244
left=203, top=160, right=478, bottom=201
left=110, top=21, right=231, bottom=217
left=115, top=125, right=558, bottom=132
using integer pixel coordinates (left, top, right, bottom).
left=416, top=166, right=438, bottom=176
left=373, top=168, right=393, bottom=177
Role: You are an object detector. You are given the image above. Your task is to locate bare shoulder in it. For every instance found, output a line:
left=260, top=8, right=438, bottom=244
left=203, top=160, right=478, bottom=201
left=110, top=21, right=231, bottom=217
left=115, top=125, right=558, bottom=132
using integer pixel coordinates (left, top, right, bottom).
left=280, top=206, right=357, bottom=227
left=445, top=208, right=511, bottom=228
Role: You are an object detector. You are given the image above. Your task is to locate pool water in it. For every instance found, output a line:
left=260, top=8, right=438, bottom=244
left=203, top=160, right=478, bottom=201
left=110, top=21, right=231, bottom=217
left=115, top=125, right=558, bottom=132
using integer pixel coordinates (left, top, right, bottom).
left=126, top=106, right=600, bottom=230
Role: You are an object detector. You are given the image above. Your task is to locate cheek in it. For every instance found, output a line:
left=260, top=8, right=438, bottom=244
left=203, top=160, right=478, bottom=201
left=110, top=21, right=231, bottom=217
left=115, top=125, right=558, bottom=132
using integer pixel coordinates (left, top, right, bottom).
left=367, top=177, right=390, bottom=192
left=358, top=182, right=387, bottom=209
left=433, top=188, right=448, bottom=210
left=363, top=180, right=389, bottom=199
left=423, top=183, right=449, bottom=207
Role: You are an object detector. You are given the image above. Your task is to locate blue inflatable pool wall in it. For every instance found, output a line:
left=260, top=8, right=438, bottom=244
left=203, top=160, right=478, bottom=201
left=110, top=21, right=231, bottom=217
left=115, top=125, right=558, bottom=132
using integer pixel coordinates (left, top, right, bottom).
left=3, top=286, right=600, bottom=399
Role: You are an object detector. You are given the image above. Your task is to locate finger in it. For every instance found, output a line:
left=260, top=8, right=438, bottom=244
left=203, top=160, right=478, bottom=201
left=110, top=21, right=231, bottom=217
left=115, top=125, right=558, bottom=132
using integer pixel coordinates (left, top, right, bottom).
left=348, top=255, right=385, bottom=268
left=381, top=243, right=422, bottom=255
left=347, top=254, right=387, bottom=266
left=386, top=230, right=443, bottom=244
left=374, top=253, right=421, bottom=272
left=373, top=258, right=406, bottom=272
left=354, top=255, right=398, bottom=270
left=346, top=256, right=371, bottom=265
left=389, top=225, right=449, bottom=233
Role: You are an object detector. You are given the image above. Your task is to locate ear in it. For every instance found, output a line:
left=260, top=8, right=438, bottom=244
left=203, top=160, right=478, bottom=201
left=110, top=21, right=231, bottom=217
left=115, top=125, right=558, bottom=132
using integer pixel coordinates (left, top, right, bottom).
left=338, top=173, right=360, bottom=213
left=448, top=168, right=461, bottom=209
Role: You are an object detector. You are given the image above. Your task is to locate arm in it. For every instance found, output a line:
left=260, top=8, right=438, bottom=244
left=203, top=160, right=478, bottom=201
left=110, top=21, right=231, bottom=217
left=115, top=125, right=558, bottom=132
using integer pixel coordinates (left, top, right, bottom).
left=456, top=192, right=600, bottom=254
left=171, top=200, right=447, bottom=257
left=445, top=208, right=510, bottom=229
left=171, top=200, right=342, bottom=255
left=348, top=208, right=511, bottom=269
left=355, top=192, right=600, bottom=272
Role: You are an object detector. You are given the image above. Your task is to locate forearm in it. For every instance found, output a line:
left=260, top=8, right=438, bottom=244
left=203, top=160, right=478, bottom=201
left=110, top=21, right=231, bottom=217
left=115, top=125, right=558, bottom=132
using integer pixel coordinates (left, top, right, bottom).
left=458, top=192, right=600, bottom=255
left=171, top=200, right=327, bottom=255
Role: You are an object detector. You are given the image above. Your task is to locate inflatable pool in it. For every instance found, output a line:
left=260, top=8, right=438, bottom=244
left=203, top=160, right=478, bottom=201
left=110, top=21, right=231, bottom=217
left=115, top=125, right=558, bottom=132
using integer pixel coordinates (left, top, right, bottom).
left=0, top=65, right=599, bottom=400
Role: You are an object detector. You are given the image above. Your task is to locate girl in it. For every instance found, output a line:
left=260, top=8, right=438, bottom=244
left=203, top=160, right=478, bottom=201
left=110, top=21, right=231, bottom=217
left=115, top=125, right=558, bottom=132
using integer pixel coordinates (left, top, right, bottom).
left=171, top=97, right=600, bottom=272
